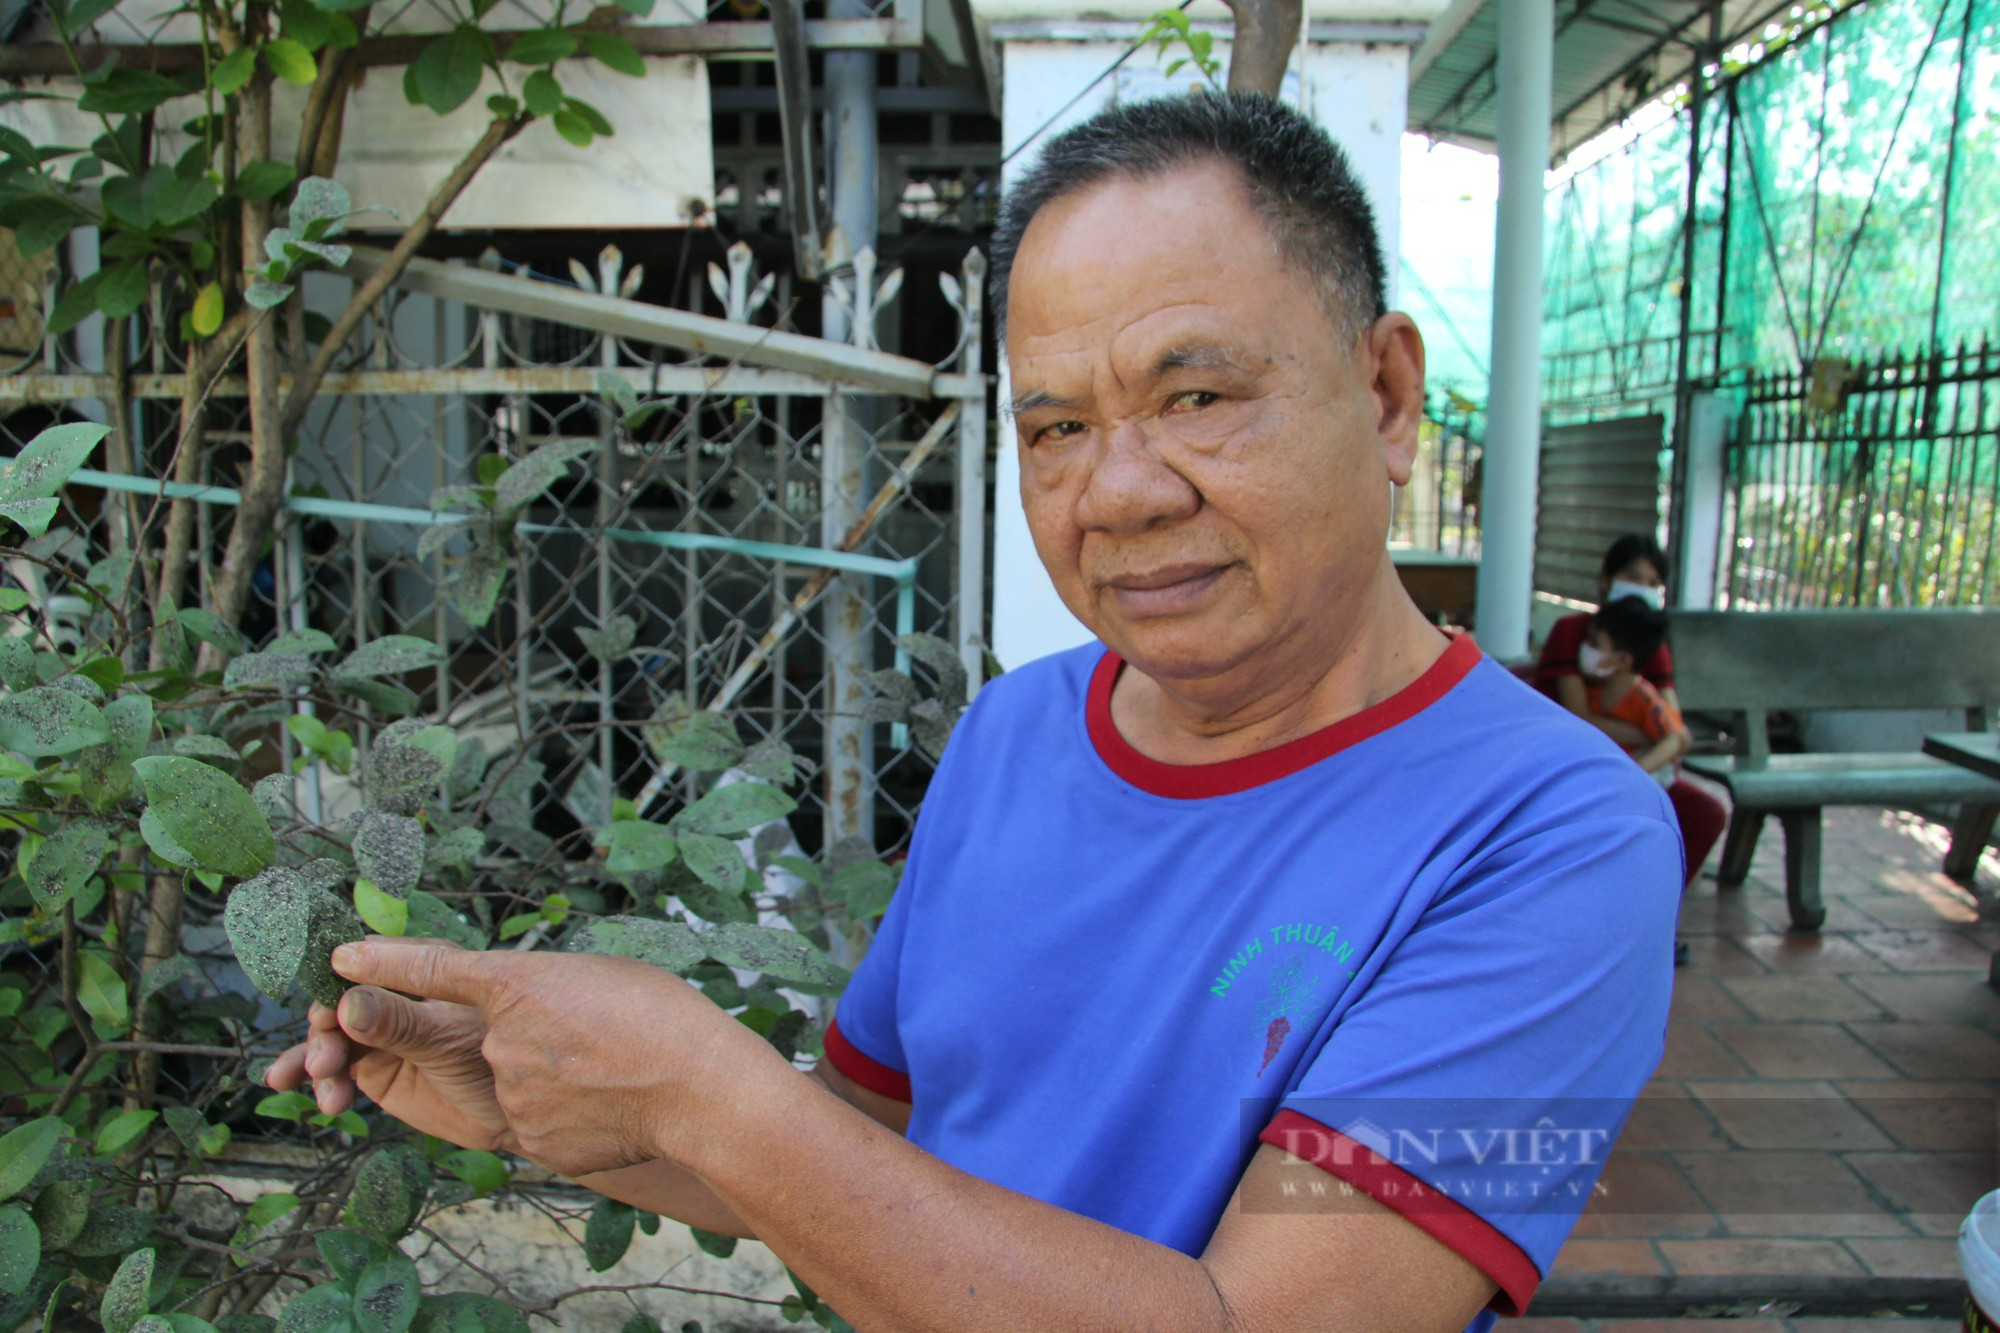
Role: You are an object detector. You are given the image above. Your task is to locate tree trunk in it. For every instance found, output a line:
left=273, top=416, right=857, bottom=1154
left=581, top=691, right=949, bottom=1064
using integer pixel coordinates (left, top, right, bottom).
left=1226, top=0, right=1303, bottom=96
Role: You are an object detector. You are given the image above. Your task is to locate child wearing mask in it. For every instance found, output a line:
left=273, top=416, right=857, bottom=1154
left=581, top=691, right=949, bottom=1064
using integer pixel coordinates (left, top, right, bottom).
left=1582, top=597, right=1692, bottom=783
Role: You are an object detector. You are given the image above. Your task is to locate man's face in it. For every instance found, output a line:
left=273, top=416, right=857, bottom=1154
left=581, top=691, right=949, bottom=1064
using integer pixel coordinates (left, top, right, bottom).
left=1005, top=160, right=1420, bottom=689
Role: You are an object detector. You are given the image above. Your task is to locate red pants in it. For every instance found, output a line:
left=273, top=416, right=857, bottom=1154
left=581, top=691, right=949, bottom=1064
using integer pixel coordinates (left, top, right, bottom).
left=1668, top=777, right=1728, bottom=886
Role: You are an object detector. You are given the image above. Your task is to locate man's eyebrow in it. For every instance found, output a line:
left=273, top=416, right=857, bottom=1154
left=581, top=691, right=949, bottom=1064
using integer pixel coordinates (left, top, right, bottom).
left=1153, top=344, right=1251, bottom=375
left=1006, top=388, right=1076, bottom=417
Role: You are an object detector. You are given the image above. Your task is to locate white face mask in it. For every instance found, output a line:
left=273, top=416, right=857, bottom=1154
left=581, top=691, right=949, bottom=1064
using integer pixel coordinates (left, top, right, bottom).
left=1606, top=579, right=1666, bottom=611
left=1578, top=643, right=1618, bottom=679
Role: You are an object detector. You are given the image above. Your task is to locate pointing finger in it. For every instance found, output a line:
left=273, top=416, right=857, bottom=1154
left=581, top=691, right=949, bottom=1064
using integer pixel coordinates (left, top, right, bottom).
left=336, top=985, right=486, bottom=1062
left=331, top=940, right=493, bottom=1007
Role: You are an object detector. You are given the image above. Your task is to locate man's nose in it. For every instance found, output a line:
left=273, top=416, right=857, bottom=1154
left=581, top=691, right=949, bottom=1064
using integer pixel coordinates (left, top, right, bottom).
left=1072, top=420, right=1200, bottom=533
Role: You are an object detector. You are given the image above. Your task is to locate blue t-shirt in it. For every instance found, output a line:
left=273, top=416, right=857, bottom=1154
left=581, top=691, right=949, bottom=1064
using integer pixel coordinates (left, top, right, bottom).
left=826, top=634, right=1681, bottom=1324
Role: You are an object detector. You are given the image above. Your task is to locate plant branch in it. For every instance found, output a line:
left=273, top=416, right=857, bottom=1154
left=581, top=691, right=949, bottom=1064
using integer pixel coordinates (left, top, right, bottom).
left=277, top=110, right=528, bottom=442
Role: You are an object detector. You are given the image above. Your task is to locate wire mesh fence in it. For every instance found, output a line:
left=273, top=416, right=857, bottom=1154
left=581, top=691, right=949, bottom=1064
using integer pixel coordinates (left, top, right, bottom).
left=0, top=237, right=990, bottom=869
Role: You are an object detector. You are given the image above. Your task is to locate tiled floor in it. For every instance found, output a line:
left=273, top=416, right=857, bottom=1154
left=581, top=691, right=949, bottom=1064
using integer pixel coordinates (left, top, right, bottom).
left=1539, top=800, right=2000, bottom=1309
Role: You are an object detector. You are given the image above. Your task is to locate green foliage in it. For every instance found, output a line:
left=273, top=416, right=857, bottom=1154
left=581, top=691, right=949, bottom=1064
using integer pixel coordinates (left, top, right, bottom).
left=1140, top=8, right=1223, bottom=88
left=0, top=416, right=919, bottom=1328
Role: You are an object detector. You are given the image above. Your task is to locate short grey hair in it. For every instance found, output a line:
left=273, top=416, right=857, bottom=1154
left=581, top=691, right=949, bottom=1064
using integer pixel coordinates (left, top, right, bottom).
left=989, top=93, right=1388, bottom=341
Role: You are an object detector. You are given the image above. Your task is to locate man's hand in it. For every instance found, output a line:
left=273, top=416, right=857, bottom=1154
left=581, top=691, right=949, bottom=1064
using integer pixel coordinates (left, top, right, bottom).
left=265, top=939, right=509, bottom=1153
left=326, top=940, right=800, bottom=1178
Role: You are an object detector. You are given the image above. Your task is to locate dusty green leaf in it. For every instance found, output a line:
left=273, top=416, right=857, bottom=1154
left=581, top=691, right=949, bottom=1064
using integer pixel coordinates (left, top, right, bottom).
left=289, top=176, right=351, bottom=234
left=424, top=827, right=483, bottom=873
left=677, top=833, right=746, bottom=896
left=251, top=774, right=295, bottom=823
left=224, top=652, right=318, bottom=691
left=0, top=638, right=34, bottom=691
left=0, top=1118, right=64, bottom=1203
left=0, top=499, right=59, bottom=537
left=133, top=755, right=275, bottom=876
left=739, top=741, right=795, bottom=786
left=269, top=628, right=338, bottom=655
left=0, top=685, right=108, bottom=756
left=275, top=1283, right=351, bottom=1333
left=699, top=923, right=847, bottom=991
left=494, top=439, right=591, bottom=520
left=0, top=422, right=107, bottom=506
left=598, top=820, right=678, bottom=875
left=351, top=810, right=424, bottom=897
left=345, top=1145, right=429, bottom=1245
left=405, top=890, right=484, bottom=950
left=26, top=816, right=110, bottom=912
left=161, top=1107, right=210, bottom=1157
left=674, top=878, right=754, bottom=926
left=445, top=536, right=510, bottom=628
left=176, top=608, right=249, bottom=657
left=77, top=692, right=152, bottom=811
left=577, top=614, right=636, bottom=663
left=334, top=636, right=444, bottom=681
left=646, top=710, right=742, bottom=772
left=68, top=1203, right=154, bottom=1257
left=583, top=1198, right=633, bottom=1272
left=297, top=890, right=364, bottom=1007
left=100, top=1245, right=154, bottom=1332
left=410, top=1294, right=527, bottom=1333
left=316, top=1228, right=389, bottom=1284
left=223, top=866, right=312, bottom=1000
left=0, top=1205, right=35, bottom=1296
left=836, top=859, right=899, bottom=921
left=172, top=734, right=241, bottom=765
left=895, top=633, right=968, bottom=708
left=862, top=669, right=919, bottom=724
left=566, top=916, right=703, bottom=973
left=353, top=1253, right=420, bottom=1333
left=29, top=1177, right=85, bottom=1250
left=671, top=782, right=797, bottom=838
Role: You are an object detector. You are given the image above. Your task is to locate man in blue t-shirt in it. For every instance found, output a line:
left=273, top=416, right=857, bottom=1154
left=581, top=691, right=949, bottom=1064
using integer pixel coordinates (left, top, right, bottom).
left=272, top=94, right=1681, bottom=1331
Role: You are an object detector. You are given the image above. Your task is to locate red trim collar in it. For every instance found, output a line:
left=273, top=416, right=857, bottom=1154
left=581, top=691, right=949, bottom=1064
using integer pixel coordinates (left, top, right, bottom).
left=1260, top=1109, right=1541, bottom=1315
left=1086, top=632, right=1482, bottom=800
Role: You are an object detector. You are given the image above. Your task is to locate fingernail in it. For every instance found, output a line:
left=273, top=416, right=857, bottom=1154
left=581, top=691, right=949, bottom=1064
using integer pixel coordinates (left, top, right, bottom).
left=331, top=943, right=361, bottom=974
left=343, top=988, right=378, bottom=1033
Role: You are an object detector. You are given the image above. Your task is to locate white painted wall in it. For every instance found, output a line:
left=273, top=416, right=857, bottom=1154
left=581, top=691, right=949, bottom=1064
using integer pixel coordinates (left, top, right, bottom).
left=988, top=33, right=1415, bottom=669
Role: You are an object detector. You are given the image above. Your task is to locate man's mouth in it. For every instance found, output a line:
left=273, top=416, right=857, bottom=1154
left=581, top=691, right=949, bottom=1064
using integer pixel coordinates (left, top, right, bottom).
left=1101, top=563, right=1230, bottom=616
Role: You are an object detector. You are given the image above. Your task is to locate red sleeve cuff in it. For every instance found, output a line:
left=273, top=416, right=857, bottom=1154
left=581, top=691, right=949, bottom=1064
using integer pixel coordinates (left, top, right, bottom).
left=1259, top=1109, right=1541, bottom=1316
left=824, top=1018, right=912, bottom=1103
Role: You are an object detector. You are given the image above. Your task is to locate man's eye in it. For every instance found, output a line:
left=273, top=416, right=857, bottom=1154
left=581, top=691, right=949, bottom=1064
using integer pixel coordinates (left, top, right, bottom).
left=1034, top=420, right=1086, bottom=444
left=1164, top=391, right=1220, bottom=414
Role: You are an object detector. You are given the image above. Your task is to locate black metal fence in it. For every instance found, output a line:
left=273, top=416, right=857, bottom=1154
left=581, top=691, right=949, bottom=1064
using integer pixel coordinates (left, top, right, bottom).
left=1721, top=338, right=2000, bottom=608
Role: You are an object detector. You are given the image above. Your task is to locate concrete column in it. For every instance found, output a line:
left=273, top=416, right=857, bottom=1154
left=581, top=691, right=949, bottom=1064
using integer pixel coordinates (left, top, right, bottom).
left=820, top=1, right=877, bottom=859
left=1472, top=0, right=1554, bottom=661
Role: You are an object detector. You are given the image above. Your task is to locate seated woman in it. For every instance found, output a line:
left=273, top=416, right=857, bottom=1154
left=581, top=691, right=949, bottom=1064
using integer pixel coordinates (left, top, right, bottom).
left=1533, top=534, right=1728, bottom=896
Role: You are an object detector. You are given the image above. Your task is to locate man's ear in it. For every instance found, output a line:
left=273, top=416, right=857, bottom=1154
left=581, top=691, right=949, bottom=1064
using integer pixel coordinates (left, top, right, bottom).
left=1368, top=313, right=1426, bottom=486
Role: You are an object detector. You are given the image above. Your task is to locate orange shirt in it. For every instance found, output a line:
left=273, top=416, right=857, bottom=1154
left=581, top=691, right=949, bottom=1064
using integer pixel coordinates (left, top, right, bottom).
left=1586, top=675, right=1684, bottom=746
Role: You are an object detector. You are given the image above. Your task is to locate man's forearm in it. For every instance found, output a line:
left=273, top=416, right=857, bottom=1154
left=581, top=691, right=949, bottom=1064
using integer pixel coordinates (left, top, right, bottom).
left=684, top=1070, right=1235, bottom=1333
left=575, top=1159, right=755, bottom=1239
